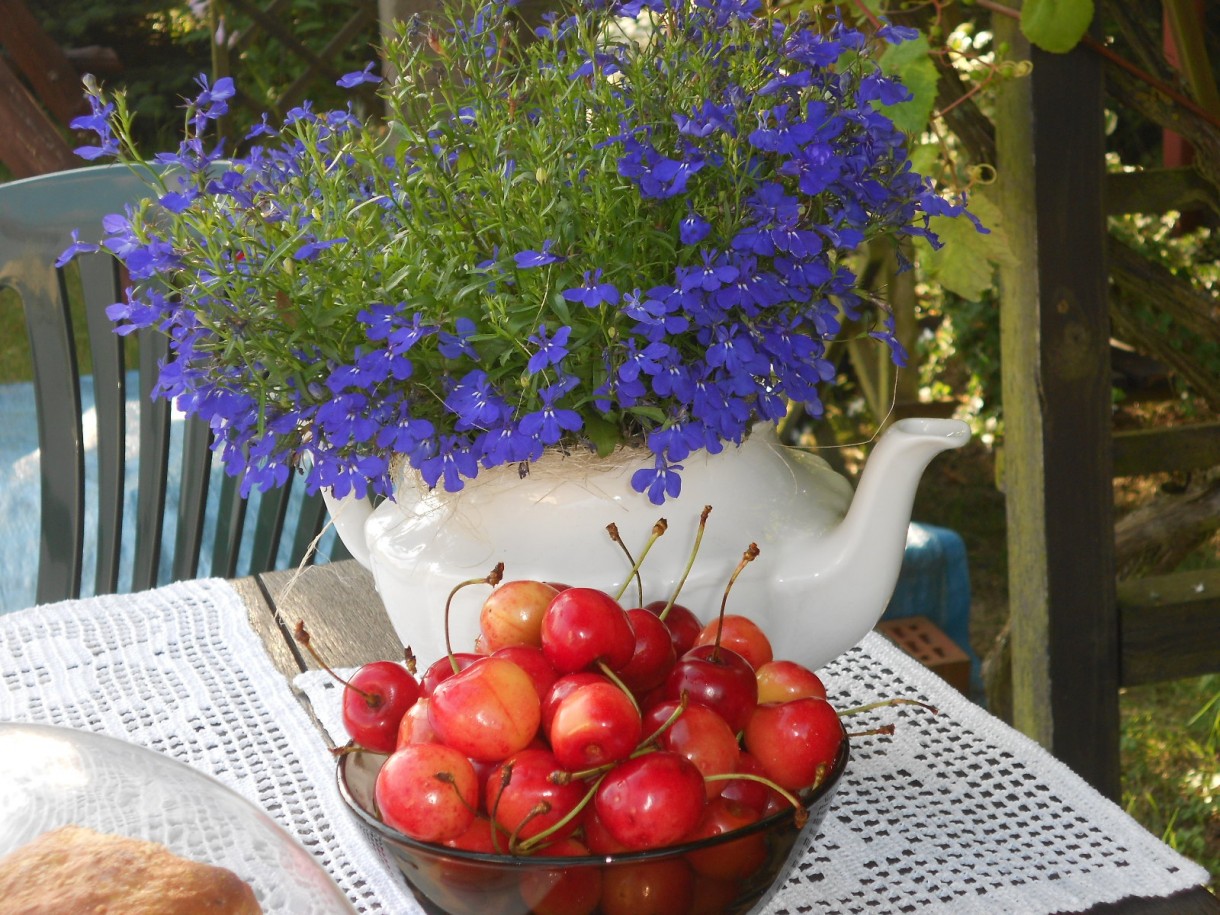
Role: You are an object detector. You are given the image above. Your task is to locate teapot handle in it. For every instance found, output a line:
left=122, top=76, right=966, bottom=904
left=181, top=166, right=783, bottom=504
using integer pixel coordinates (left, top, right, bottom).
left=320, top=487, right=374, bottom=569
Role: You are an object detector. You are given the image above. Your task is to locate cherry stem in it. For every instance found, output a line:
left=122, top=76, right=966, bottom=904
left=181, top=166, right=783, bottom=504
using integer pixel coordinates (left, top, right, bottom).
left=517, top=778, right=601, bottom=854
left=712, top=542, right=759, bottom=660
left=612, top=518, right=668, bottom=603
left=596, top=660, right=641, bottom=716
left=508, top=801, right=552, bottom=854
left=847, top=724, right=897, bottom=739
left=443, top=562, right=504, bottom=672
left=606, top=523, right=643, bottom=605
left=489, top=763, right=514, bottom=854
left=704, top=771, right=808, bottom=827
left=639, top=691, right=688, bottom=748
left=839, top=697, right=939, bottom=717
left=659, top=505, right=711, bottom=621
left=293, top=621, right=380, bottom=707
left=434, top=769, right=479, bottom=816
left=402, top=645, right=417, bottom=676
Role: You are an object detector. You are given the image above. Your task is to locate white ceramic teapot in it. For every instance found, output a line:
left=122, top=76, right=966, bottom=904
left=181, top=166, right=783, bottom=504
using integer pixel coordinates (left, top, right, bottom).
left=323, top=417, right=970, bottom=671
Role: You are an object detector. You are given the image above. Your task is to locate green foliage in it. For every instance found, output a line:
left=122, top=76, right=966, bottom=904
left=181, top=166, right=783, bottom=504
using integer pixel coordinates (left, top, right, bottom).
left=1020, top=0, right=1095, bottom=54
left=879, top=35, right=939, bottom=134
left=917, top=190, right=1017, bottom=302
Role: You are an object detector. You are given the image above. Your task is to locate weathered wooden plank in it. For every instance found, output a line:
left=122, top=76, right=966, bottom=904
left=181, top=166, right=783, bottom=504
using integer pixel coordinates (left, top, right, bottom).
left=994, top=14, right=1121, bottom=797
left=0, top=0, right=88, bottom=126
left=1112, top=422, right=1220, bottom=476
left=258, top=560, right=402, bottom=672
left=230, top=574, right=302, bottom=679
left=1118, top=569, right=1220, bottom=686
left=0, top=56, right=78, bottom=178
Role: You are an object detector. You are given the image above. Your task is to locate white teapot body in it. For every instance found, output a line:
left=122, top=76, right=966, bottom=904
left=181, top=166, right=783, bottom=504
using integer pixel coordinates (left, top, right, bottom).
left=324, top=418, right=970, bottom=670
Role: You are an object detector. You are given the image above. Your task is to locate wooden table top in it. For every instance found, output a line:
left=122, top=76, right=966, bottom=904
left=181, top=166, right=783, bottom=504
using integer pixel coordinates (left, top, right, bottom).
left=234, top=561, right=1219, bottom=915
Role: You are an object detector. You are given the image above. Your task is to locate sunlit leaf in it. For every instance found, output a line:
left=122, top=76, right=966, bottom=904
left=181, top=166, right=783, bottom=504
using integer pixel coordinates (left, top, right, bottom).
left=1021, top=0, right=1094, bottom=54
left=918, top=191, right=1017, bottom=301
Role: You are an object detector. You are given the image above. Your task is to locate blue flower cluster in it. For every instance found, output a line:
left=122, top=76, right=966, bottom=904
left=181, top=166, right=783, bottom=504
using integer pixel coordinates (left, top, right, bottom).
left=68, top=0, right=980, bottom=505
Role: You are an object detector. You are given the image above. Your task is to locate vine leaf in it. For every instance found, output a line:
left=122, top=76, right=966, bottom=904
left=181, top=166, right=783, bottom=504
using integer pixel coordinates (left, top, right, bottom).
left=879, top=35, right=939, bottom=135
left=917, top=191, right=1017, bottom=301
left=1020, top=0, right=1094, bottom=54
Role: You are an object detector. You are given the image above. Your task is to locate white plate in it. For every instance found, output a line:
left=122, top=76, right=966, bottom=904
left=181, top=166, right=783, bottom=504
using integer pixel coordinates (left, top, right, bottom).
left=0, top=722, right=355, bottom=914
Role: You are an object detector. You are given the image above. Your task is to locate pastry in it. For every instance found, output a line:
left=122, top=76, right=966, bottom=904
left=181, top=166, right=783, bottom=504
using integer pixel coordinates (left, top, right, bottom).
left=0, top=825, right=263, bottom=914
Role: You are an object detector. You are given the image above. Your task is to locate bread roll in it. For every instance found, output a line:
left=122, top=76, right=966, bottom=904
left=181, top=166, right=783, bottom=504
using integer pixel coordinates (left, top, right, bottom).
left=0, top=825, right=263, bottom=914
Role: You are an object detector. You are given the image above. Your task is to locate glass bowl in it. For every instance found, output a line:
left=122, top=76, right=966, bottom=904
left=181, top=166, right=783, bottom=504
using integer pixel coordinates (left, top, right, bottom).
left=0, top=722, right=355, bottom=914
left=337, top=736, right=849, bottom=915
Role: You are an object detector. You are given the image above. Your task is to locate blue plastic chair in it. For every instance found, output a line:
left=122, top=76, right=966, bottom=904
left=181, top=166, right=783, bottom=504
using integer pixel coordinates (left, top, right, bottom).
left=0, top=164, right=344, bottom=605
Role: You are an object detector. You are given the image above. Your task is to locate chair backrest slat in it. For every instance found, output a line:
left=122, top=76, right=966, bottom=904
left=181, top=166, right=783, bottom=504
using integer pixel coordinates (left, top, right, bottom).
left=131, top=330, right=172, bottom=592
left=32, top=267, right=86, bottom=604
left=80, top=255, right=127, bottom=594
left=172, top=416, right=214, bottom=582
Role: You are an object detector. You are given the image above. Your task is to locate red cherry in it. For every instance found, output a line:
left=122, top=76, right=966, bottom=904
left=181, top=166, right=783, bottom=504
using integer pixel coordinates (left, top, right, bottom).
left=755, top=659, right=827, bottom=704
left=594, top=751, right=706, bottom=850
left=485, top=748, right=586, bottom=843
left=599, top=859, right=694, bottom=915
left=683, top=796, right=767, bottom=879
left=341, top=660, right=420, bottom=754
left=540, top=671, right=609, bottom=735
left=642, top=699, right=739, bottom=798
left=375, top=743, right=478, bottom=843
left=420, top=651, right=480, bottom=696
left=548, top=680, right=642, bottom=771
left=541, top=588, right=635, bottom=674
left=428, top=657, right=541, bottom=761
left=643, top=599, right=702, bottom=656
left=443, top=815, right=500, bottom=853
left=616, top=608, right=677, bottom=695
left=693, top=613, right=773, bottom=670
left=518, top=837, right=602, bottom=915
left=718, top=750, right=783, bottom=816
left=479, top=579, right=559, bottom=651
left=744, top=697, right=844, bottom=791
left=581, top=805, right=630, bottom=854
left=491, top=644, right=559, bottom=703
left=662, top=644, right=758, bottom=734
left=395, top=696, right=440, bottom=749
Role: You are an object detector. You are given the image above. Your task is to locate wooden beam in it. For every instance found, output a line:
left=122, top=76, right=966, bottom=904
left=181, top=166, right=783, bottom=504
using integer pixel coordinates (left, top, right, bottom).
left=0, top=55, right=78, bottom=178
left=994, top=12, right=1121, bottom=797
left=1118, top=569, right=1220, bottom=686
left=1112, top=422, right=1220, bottom=476
left=1104, top=167, right=1218, bottom=216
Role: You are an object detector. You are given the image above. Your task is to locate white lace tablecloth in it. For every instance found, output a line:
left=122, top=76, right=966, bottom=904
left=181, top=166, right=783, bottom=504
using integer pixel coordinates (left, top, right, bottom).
left=0, top=578, right=1209, bottom=914
left=0, top=579, right=420, bottom=914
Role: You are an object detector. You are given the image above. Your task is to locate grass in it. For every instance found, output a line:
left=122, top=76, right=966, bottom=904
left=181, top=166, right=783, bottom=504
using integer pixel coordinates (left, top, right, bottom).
left=1122, top=674, right=1220, bottom=887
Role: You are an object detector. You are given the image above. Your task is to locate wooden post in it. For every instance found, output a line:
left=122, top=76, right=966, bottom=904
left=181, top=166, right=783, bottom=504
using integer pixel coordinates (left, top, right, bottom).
left=994, top=14, right=1121, bottom=797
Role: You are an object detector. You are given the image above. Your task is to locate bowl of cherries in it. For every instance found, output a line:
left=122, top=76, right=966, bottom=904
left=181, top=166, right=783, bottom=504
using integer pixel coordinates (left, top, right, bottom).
left=319, top=512, right=856, bottom=915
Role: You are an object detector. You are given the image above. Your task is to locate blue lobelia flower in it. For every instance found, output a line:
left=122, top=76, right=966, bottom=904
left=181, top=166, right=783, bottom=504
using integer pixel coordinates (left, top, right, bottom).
left=631, top=455, right=684, bottom=506
left=561, top=270, right=620, bottom=308
left=446, top=369, right=512, bottom=431
left=514, top=240, right=565, bottom=268
left=527, top=324, right=572, bottom=373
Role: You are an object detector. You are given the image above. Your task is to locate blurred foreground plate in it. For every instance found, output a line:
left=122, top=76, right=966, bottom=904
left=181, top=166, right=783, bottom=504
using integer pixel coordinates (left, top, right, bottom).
left=0, top=722, right=355, bottom=914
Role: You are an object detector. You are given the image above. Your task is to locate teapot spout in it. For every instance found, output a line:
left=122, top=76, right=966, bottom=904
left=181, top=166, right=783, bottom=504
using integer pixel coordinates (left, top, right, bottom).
left=838, top=418, right=971, bottom=557
left=781, top=418, right=970, bottom=668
